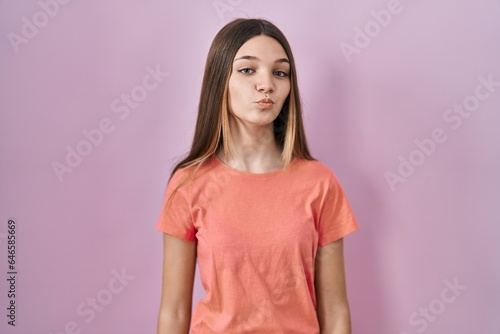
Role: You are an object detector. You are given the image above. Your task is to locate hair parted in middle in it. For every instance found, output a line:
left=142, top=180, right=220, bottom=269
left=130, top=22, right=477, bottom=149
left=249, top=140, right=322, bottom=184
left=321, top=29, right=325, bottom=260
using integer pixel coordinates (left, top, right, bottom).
left=164, top=18, right=315, bottom=209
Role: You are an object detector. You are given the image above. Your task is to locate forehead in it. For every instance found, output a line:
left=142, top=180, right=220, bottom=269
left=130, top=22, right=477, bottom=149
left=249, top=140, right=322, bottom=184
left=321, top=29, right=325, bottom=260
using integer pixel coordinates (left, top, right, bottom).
left=234, top=35, right=288, bottom=59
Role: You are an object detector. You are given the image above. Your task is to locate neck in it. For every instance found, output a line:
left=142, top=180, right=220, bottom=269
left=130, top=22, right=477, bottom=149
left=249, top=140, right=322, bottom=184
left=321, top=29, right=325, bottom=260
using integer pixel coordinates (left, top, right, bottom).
left=217, top=118, right=283, bottom=173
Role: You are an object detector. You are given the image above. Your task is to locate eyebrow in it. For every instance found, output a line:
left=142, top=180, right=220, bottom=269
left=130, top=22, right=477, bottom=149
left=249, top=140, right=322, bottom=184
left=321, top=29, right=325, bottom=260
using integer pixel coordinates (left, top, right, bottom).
left=233, top=55, right=290, bottom=64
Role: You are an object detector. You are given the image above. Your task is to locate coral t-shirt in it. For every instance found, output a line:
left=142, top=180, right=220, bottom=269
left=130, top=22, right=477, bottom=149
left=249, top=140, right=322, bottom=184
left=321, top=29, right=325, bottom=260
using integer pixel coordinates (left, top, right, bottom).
left=156, top=154, right=359, bottom=333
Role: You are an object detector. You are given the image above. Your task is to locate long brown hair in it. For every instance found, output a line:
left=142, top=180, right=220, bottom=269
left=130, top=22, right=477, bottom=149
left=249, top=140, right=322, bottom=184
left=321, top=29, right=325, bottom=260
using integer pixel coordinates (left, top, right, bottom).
left=164, top=18, right=315, bottom=207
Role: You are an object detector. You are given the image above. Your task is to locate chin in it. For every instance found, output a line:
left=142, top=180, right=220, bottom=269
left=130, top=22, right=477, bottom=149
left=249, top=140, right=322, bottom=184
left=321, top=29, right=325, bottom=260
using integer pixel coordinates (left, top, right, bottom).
left=251, top=118, right=279, bottom=127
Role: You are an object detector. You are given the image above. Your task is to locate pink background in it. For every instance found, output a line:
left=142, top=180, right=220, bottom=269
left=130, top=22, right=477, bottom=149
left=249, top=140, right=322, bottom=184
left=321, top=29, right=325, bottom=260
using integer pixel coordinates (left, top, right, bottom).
left=1, top=1, right=499, bottom=333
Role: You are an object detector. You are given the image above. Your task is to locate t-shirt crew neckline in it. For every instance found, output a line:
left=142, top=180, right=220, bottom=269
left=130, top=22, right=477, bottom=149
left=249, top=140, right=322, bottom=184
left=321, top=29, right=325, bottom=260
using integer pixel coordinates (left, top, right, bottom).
left=213, top=154, right=297, bottom=179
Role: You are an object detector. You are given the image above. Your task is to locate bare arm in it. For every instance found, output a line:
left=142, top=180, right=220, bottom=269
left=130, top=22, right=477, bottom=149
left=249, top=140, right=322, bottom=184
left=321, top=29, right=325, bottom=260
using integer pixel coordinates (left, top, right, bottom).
left=157, top=233, right=197, bottom=334
left=315, top=238, right=352, bottom=334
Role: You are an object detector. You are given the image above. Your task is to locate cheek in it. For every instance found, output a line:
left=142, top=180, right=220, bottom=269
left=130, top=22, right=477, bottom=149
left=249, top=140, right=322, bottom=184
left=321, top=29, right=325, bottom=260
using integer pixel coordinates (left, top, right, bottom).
left=275, top=78, right=290, bottom=97
left=227, top=79, right=237, bottom=104
left=228, top=76, right=240, bottom=96
left=282, top=82, right=291, bottom=97
left=229, top=78, right=251, bottom=102
left=278, top=83, right=291, bottom=104
left=227, top=79, right=246, bottom=112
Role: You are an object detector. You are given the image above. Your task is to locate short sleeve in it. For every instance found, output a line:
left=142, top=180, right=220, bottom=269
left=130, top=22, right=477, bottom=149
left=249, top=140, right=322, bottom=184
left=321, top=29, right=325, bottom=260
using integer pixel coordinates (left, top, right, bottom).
left=317, top=171, right=360, bottom=247
left=155, top=169, right=197, bottom=242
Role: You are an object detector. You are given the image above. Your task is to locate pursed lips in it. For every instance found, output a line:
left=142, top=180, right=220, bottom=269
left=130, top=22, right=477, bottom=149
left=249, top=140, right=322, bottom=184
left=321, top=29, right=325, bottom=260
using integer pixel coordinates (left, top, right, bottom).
left=257, top=98, right=274, bottom=108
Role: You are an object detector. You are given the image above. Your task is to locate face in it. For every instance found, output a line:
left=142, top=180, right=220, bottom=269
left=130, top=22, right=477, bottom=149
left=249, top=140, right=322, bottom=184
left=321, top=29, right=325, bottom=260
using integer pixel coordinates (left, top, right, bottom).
left=227, top=35, right=291, bottom=129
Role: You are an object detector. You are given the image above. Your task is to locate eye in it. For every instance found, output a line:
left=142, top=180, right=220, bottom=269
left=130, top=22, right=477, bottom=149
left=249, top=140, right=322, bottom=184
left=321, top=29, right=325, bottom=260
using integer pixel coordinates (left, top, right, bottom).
left=274, top=71, right=288, bottom=78
left=238, top=68, right=255, bottom=74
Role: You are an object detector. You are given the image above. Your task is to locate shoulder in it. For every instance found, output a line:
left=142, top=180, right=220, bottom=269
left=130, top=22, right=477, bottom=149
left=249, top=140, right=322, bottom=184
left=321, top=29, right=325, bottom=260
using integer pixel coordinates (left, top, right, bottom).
left=293, top=158, right=349, bottom=197
left=168, top=165, right=193, bottom=186
left=294, top=157, right=336, bottom=182
left=168, top=156, right=221, bottom=187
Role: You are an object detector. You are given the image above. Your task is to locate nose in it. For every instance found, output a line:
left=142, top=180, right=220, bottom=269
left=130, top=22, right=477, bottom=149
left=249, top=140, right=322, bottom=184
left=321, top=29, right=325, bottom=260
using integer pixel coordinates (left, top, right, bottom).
left=256, top=72, right=274, bottom=95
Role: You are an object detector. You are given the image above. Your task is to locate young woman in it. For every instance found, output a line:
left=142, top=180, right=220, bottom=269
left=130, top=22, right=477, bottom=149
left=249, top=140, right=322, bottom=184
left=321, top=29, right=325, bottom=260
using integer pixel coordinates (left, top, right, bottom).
left=156, top=18, right=360, bottom=334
